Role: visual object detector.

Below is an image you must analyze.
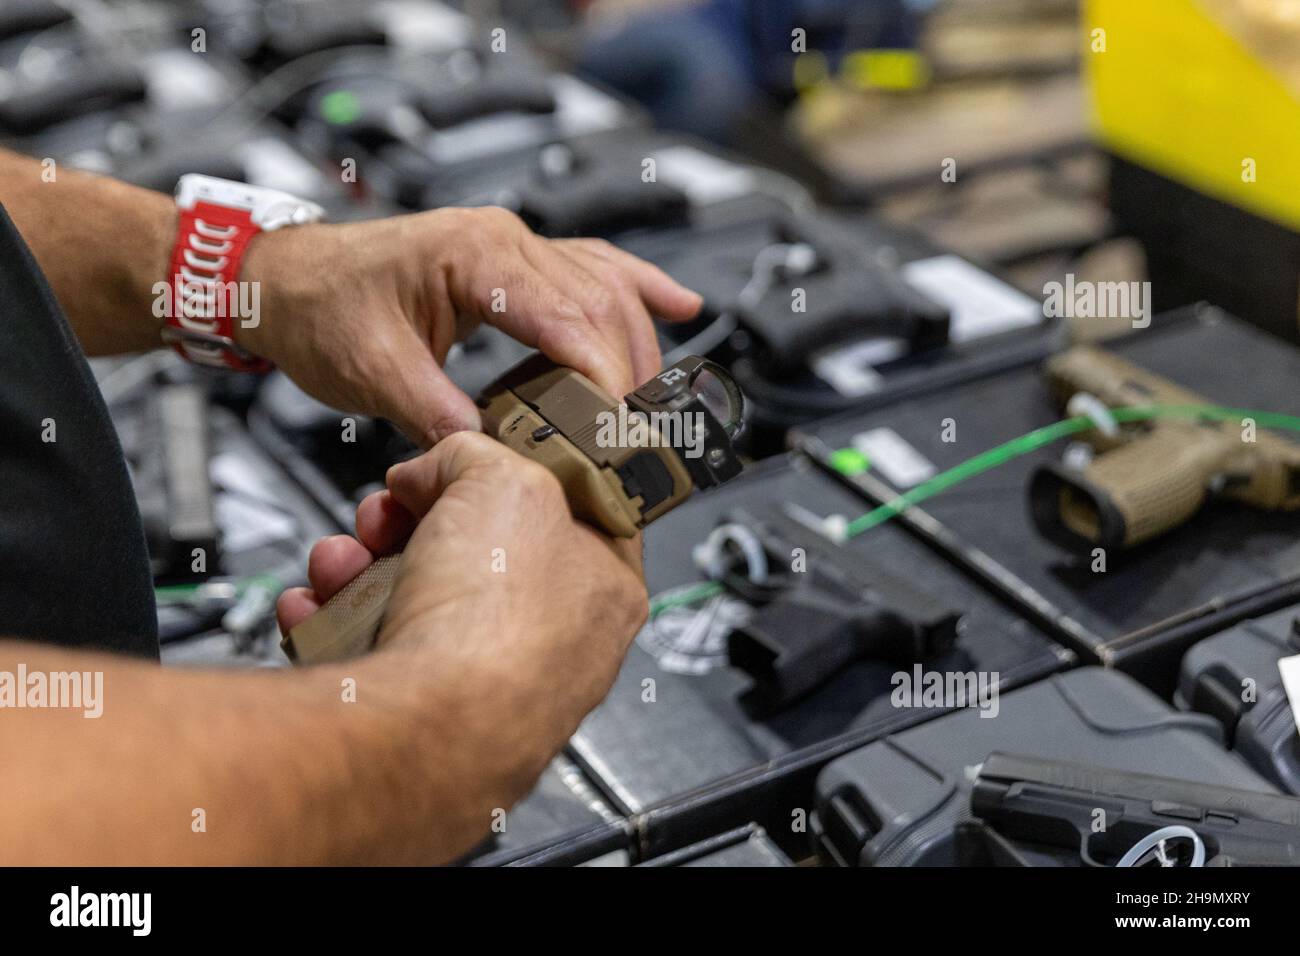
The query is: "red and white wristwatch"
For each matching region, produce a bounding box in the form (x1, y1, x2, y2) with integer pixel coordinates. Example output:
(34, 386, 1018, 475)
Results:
(161, 174, 325, 372)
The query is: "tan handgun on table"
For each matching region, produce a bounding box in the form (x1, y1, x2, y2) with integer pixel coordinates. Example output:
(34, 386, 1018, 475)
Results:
(1029, 346, 1300, 552)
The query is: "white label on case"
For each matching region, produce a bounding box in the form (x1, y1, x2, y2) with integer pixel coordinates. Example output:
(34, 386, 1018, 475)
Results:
(651, 146, 759, 207)
(851, 428, 936, 489)
(901, 255, 1042, 343)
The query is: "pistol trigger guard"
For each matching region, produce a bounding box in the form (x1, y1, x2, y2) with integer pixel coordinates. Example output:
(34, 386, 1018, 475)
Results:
(1115, 826, 1207, 868)
(1079, 831, 1106, 868)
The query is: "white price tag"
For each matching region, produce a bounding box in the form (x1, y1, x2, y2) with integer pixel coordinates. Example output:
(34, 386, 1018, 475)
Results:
(811, 338, 908, 397)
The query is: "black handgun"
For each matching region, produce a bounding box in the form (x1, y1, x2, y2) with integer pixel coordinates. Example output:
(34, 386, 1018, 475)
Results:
(135, 384, 220, 582)
(731, 217, 949, 374)
(514, 146, 690, 238)
(644, 213, 949, 375)
(0, 56, 145, 134)
(418, 67, 555, 129)
(971, 752, 1300, 866)
(716, 507, 960, 714)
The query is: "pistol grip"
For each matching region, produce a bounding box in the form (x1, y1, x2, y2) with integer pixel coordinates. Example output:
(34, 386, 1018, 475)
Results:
(282, 553, 402, 664)
(1031, 428, 1225, 551)
(730, 592, 908, 714)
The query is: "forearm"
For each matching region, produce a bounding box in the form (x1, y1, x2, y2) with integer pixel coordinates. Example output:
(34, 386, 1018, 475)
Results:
(0, 148, 174, 355)
(0, 638, 545, 865)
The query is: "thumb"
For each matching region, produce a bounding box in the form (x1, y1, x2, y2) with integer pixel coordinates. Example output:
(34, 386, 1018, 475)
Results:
(381, 352, 483, 450)
(386, 431, 510, 517)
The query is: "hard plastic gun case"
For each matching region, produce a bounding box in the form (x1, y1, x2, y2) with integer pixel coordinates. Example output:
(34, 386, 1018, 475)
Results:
(1176, 604, 1300, 794)
(469, 821, 792, 868)
(555, 452, 1070, 861)
(460, 755, 634, 866)
(813, 666, 1278, 867)
(618, 194, 1063, 454)
(793, 305, 1300, 691)
(635, 824, 792, 867)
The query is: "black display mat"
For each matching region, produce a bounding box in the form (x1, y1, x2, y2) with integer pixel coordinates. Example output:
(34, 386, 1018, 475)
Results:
(565, 453, 1071, 823)
(796, 306, 1300, 688)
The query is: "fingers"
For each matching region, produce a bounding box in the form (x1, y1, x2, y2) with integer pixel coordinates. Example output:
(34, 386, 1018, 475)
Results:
(599, 278, 661, 387)
(276, 438, 496, 636)
(355, 489, 417, 555)
(553, 241, 665, 385)
(386, 431, 511, 517)
(276, 588, 320, 634)
(275, 533, 375, 633)
(466, 215, 696, 398)
(479, 257, 631, 399)
(568, 238, 704, 323)
(380, 331, 483, 448)
(308, 535, 374, 596)
(533, 242, 638, 394)
(553, 238, 702, 385)
(621, 291, 663, 386)
(535, 300, 632, 398)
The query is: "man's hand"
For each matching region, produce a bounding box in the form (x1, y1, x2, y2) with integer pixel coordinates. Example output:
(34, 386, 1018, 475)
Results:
(0, 435, 647, 864)
(278, 432, 648, 807)
(0, 150, 699, 442)
(242, 207, 703, 446)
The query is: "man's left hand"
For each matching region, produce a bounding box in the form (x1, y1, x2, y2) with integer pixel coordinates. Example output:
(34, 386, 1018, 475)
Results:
(239, 206, 703, 446)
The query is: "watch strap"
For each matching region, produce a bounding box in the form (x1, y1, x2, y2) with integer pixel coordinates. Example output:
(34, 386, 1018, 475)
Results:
(161, 175, 324, 372)
(164, 199, 270, 372)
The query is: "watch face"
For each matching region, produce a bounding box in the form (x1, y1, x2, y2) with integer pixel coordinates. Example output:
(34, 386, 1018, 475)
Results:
(175, 174, 325, 228)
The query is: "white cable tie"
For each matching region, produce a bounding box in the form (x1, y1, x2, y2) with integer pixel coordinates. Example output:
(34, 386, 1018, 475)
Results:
(1115, 825, 1206, 868)
(1066, 392, 1120, 438)
(693, 523, 769, 585)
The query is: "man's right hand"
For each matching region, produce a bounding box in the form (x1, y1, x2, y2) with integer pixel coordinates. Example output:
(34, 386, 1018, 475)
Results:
(276, 432, 648, 796)
(2, 432, 649, 867)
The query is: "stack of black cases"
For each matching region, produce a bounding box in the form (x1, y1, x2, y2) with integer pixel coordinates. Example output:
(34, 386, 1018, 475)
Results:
(484, 303, 1300, 866)
(471, 453, 1071, 864)
(811, 667, 1278, 866)
(1176, 604, 1300, 794)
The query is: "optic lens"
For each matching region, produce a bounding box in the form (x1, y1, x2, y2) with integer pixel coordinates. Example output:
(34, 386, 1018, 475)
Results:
(690, 363, 744, 437)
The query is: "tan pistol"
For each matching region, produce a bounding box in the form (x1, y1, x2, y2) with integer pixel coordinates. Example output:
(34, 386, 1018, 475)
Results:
(282, 353, 745, 664)
(1029, 346, 1300, 552)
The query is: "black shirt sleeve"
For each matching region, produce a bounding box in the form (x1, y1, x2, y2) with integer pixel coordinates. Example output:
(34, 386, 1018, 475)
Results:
(0, 203, 158, 659)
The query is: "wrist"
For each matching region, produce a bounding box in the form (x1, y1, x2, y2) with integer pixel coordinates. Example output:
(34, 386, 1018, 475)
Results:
(375, 599, 558, 790)
(232, 226, 294, 361)
(239, 221, 351, 361)
(289, 659, 461, 863)
(133, 191, 179, 341)
(61, 172, 176, 355)
(342, 646, 547, 863)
